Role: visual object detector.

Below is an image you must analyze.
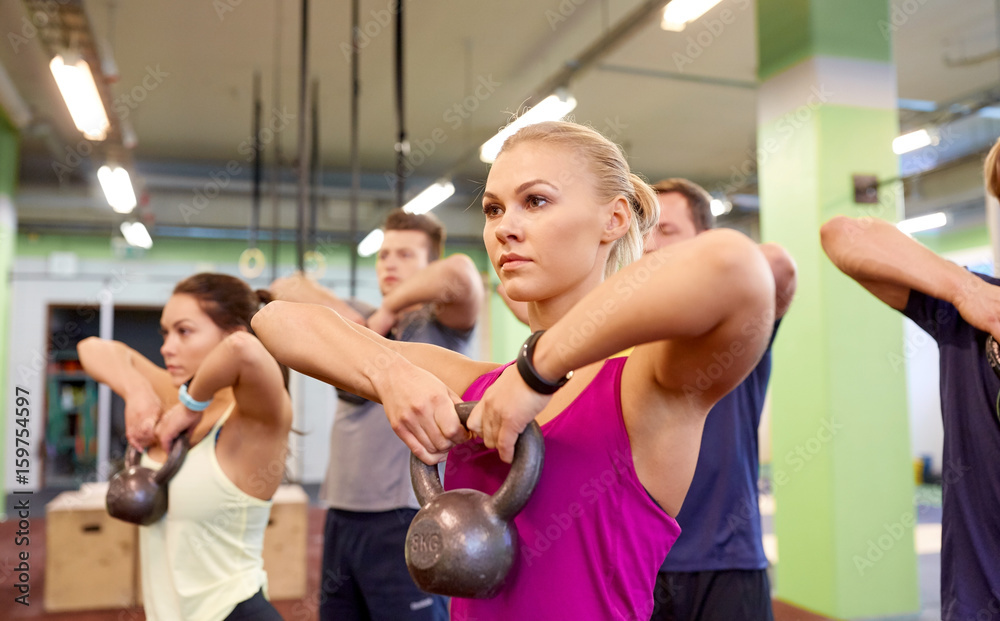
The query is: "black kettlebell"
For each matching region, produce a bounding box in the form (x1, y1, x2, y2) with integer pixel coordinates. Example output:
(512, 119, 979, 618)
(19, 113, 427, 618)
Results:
(406, 401, 545, 599)
(106, 434, 190, 526)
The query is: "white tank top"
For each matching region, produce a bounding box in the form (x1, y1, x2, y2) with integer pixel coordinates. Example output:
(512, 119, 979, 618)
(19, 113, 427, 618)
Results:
(139, 404, 272, 620)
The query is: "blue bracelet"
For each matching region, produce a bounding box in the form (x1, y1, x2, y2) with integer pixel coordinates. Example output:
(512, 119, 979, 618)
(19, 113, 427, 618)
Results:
(178, 384, 212, 412)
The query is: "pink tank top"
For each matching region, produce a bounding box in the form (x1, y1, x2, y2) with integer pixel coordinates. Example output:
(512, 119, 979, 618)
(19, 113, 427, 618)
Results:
(446, 357, 681, 620)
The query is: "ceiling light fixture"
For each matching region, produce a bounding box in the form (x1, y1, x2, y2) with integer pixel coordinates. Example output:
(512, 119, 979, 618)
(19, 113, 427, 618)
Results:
(358, 228, 385, 258)
(97, 165, 137, 213)
(892, 129, 934, 155)
(49, 53, 111, 141)
(479, 89, 577, 163)
(120, 221, 152, 249)
(709, 198, 732, 217)
(897, 212, 947, 235)
(403, 181, 455, 215)
(977, 106, 1000, 120)
(660, 0, 726, 32)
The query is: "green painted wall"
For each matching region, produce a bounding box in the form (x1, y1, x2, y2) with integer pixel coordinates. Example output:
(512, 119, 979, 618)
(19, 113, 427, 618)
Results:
(759, 104, 919, 617)
(758, 0, 892, 80)
(485, 270, 530, 363)
(915, 225, 989, 256)
(16, 233, 492, 270)
(14, 232, 529, 363)
(0, 112, 16, 196)
(0, 112, 19, 517)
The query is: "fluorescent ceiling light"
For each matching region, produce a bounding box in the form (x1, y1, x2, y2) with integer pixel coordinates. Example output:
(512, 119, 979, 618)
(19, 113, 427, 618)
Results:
(897, 212, 947, 235)
(49, 53, 110, 141)
(892, 129, 933, 155)
(661, 0, 725, 32)
(358, 228, 385, 258)
(709, 199, 731, 217)
(120, 221, 152, 249)
(978, 106, 1000, 120)
(403, 181, 455, 215)
(97, 165, 137, 213)
(479, 89, 577, 163)
(897, 98, 937, 112)
(121, 119, 139, 149)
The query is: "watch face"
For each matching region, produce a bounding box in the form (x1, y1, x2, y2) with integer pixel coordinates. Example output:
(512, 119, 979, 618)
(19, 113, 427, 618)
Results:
(987, 336, 1000, 380)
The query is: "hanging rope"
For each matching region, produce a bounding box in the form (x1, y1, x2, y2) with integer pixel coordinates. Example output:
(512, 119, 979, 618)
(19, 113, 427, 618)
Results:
(394, 0, 406, 208)
(296, 0, 311, 272)
(251, 71, 262, 250)
(239, 71, 265, 280)
(349, 0, 361, 296)
(269, 0, 283, 283)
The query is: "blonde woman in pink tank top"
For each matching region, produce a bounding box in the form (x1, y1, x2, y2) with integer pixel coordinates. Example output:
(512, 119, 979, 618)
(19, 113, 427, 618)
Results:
(254, 121, 775, 619)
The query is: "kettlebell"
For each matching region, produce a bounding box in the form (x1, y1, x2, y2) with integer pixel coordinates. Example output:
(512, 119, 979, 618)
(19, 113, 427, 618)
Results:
(106, 434, 190, 526)
(406, 401, 545, 599)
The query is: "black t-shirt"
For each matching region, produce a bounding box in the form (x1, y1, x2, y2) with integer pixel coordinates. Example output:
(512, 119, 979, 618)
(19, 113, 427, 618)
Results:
(661, 320, 781, 572)
(903, 272, 1000, 619)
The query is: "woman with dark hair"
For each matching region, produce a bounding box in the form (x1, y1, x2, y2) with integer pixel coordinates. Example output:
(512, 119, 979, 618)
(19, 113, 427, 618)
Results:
(252, 121, 776, 619)
(78, 273, 290, 621)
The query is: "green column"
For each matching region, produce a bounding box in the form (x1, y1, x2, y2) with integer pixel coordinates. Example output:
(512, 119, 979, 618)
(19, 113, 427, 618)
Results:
(487, 271, 530, 363)
(758, 1, 919, 617)
(0, 110, 19, 519)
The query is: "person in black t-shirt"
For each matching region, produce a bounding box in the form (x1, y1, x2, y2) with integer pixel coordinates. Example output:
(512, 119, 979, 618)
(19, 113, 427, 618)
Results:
(821, 210, 1000, 620)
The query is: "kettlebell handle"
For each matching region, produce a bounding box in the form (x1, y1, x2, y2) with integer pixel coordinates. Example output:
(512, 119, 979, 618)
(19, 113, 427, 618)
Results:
(410, 401, 545, 522)
(125, 443, 142, 469)
(122, 431, 191, 485)
(155, 433, 191, 485)
(987, 335, 1000, 380)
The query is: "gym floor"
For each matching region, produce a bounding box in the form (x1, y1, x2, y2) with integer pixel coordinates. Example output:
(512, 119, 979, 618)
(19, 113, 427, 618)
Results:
(0, 484, 942, 621)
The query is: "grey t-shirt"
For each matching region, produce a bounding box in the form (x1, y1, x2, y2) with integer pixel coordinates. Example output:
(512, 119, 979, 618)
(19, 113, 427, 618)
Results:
(320, 304, 474, 511)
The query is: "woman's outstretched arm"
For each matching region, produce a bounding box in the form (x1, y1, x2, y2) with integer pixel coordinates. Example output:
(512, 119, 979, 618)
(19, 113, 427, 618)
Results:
(269, 271, 367, 324)
(251, 301, 496, 463)
(77, 337, 175, 449)
(474, 228, 776, 462)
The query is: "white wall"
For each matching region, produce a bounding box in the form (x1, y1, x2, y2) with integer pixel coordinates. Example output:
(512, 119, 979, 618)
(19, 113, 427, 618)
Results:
(903, 317, 944, 477)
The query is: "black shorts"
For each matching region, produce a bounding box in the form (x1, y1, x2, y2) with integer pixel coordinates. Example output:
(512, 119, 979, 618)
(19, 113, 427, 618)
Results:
(319, 507, 448, 621)
(224, 588, 282, 621)
(650, 568, 774, 621)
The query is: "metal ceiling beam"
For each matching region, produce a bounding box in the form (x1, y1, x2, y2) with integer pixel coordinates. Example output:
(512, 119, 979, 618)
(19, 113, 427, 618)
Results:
(438, 0, 671, 181)
(596, 63, 757, 90)
(0, 61, 31, 129)
(530, 0, 671, 101)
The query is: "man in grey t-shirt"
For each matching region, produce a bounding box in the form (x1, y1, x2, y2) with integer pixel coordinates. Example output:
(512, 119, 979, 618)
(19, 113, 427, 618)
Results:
(270, 209, 483, 621)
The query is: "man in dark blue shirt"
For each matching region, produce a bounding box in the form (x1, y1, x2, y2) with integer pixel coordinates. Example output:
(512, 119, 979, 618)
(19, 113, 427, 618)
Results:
(821, 214, 1000, 621)
(649, 179, 797, 621)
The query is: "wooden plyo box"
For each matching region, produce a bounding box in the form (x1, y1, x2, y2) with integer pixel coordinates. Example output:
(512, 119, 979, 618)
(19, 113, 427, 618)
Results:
(44, 487, 137, 612)
(262, 484, 309, 600)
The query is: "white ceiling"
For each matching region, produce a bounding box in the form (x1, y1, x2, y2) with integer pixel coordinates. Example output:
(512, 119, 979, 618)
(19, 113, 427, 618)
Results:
(2, 0, 999, 243)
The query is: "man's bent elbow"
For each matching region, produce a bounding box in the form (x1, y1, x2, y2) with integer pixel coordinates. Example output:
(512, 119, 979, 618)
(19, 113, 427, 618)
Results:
(819, 215, 857, 264)
(715, 232, 774, 305)
(251, 300, 287, 338)
(443, 254, 483, 299)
